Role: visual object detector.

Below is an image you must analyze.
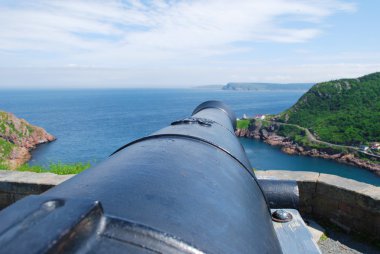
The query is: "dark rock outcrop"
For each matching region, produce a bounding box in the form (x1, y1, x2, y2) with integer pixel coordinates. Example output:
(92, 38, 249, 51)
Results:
(236, 124, 380, 176)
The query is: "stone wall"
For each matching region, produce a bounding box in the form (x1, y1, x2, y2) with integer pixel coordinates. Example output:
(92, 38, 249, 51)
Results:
(0, 170, 379, 241)
(256, 170, 380, 241)
(0, 171, 73, 210)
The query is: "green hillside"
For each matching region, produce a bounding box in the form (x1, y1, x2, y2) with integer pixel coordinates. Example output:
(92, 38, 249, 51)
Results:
(279, 72, 380, 145)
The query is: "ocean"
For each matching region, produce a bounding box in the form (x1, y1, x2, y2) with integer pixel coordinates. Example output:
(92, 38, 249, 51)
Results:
(1, 88, 379, 186)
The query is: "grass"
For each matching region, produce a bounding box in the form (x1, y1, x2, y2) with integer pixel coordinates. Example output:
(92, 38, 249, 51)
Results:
(0, 162, 91, 175)
(259, 119, 271, 128)
(237, 119, 250, 129)
(0, 111, 35, 139)
(0, 160, 8, 170)
(277, 124, 347, 153)
(319, 233, 328, 242)
(0, 139, 15, 160)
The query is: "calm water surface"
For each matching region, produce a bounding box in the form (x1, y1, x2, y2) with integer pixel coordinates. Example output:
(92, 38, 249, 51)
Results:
(0, 89, 378, 186)
(240, 138, 380, 186)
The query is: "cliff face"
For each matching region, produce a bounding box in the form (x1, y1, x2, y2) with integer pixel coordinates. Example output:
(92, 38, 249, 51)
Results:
(0, 111, 55, 169)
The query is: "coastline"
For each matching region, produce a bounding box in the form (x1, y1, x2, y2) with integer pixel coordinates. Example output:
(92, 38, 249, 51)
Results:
(236, 124, 380, 176)
(3, 132, 55, 169)
(0, 111, 55, 169)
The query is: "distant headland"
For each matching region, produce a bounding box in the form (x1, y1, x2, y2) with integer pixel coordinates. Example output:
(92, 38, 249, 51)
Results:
(195, 82, 314, 91)
(222, 82, 314, 91)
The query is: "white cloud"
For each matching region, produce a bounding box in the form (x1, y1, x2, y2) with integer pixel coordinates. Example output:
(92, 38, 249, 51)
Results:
(0, 1, 355, 61)
(1, 0, 374, 87)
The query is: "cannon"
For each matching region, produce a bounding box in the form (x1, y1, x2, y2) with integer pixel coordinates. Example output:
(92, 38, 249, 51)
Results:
(0, 101, 320, 253)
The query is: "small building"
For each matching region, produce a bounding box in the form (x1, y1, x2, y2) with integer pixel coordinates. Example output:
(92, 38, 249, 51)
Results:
(359, 145, 369, 151)
(255, 114, 266, 120)
(371, 143, 380, 150)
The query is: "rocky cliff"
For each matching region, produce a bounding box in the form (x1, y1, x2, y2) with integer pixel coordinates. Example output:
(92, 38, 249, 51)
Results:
(236, 122, 380, 176)
(0, 111, 55, 169)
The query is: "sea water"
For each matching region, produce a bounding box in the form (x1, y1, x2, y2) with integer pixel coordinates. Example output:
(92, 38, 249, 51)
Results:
(0, 89, 379, 186)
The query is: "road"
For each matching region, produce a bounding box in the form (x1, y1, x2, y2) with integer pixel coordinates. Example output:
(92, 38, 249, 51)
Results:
(254, 119, 380, 160)
(265, 120, 358, 151)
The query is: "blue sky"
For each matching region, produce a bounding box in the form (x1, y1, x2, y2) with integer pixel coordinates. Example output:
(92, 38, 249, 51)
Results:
(0, 0, 379, 88)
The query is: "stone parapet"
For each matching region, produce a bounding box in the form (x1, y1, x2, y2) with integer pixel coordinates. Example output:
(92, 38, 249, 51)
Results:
(0, 171, 73, 209)
(0, 170, 379, 241)
(256, 170, 380, 241)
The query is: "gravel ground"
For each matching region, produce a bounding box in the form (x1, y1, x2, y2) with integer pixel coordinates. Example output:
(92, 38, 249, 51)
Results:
(319, 238, 363, 254)
(318, 230, 380, 254)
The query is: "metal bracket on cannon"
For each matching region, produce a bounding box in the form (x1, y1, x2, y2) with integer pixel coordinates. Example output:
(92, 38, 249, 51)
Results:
(171, 117, 214, 127)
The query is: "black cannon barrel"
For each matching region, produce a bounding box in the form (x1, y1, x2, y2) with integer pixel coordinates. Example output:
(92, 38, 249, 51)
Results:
(0, 101, 285, 253)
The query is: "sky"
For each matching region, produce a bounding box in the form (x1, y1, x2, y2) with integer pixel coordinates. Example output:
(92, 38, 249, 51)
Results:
(0, 0, 379, 88)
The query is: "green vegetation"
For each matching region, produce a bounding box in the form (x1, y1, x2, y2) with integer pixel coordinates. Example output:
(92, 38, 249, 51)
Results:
(0, 111, 54, 169)
(236, 118, 271, 129)
(0, 111, 36, 165)
(277, 125, 307, 144)
(0, 111, 31, 139)
(0, 111, 84, 175)
(0, 139, 15, 161)
(259, 119, 271, 128)
(277, 124, 346, 153)
(237, 119, 251, 129)
(319, 233, 328, 242)
(279, 72, 380, 145)
(0, 161, 9, 170)
(0, 162, 91, 175)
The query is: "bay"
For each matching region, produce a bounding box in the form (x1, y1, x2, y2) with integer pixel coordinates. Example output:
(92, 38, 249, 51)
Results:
(0, 88, 378, 186)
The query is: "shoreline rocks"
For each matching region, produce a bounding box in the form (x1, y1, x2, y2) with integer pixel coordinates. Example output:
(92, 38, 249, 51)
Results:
(236, 125, 380, 176)
(0, 111, 55, 169)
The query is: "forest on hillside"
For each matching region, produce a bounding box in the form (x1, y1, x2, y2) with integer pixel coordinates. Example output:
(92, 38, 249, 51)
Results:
(279, 73, 380, 145)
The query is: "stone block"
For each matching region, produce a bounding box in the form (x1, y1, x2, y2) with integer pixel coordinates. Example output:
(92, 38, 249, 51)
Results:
(329, 218, 351, 233)
(0, 170, 17, 180)
(0, 191, 12, 210)
(373, 214, 380, 237)
(312, 196, 340, 218)
(12, 193, 28, 202)
(298, 204, 313, 215)
(256, 170, 319, 182)
(0, 171, 74, 210)
(318, 173, 372, 193)
(0, 181, 13, 193)
(338, 202, 353, 214)
(0, 171, 73, 186)
(361, 186, 380, 201)
(353, 193, 379, 212)
(297, 181, 315, 203)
